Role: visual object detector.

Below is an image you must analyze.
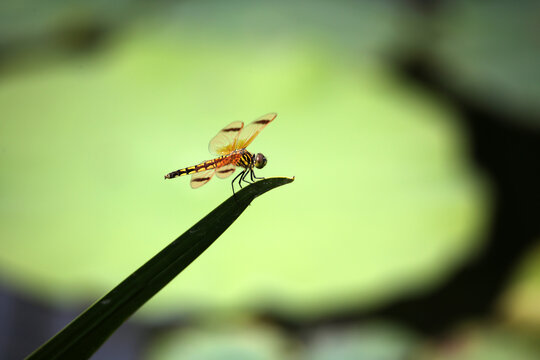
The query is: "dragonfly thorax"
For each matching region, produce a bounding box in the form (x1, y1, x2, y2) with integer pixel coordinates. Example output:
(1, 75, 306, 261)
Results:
(236, 150, 266, 169)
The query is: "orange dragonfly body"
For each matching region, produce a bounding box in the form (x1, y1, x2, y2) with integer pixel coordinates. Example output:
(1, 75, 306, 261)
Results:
(164, 113, 276, 192)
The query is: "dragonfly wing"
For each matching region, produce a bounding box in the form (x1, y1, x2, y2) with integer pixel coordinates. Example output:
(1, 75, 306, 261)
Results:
(190, 169, 215, 189)
(208, 121, 244, 155)
(215, 164, 236, 179)
(235, 113, 276, 149)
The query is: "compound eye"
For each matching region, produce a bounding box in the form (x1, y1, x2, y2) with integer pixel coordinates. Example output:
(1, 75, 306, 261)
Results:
(255, 153, 267, 169)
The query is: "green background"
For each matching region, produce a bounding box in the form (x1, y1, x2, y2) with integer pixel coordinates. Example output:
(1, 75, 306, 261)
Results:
(0, 0, 485, 318)
(1, 0, 539, 358)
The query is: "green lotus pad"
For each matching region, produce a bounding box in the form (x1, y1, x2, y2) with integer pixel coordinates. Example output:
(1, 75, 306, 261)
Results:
(0, 0, 486, 320)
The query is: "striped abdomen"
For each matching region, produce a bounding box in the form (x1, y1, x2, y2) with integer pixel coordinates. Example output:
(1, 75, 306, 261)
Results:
(164, 150, 248, 179)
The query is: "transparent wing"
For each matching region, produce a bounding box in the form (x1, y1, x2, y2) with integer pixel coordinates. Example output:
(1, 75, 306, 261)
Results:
(190, 169, 215, 189)
(215, 164, 236, 179)
(208, 121, 244, 155)
(235, 113, 277, 150)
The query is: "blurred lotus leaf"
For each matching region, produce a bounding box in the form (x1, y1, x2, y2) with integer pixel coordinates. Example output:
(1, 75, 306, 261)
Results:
(499, 241, 540, 327)
(0, 0, 486, 319)
(418, 326, 540, 360)
(146, 324, 294, 360)
(304, 324, 417, 360)
(432, 0, 540, 122)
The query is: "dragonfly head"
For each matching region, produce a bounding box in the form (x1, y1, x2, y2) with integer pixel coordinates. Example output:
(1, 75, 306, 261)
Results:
(254, 153, 267, 169)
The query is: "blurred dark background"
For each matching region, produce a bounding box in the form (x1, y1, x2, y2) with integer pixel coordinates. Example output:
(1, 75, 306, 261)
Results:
(1, 0, 539, 359)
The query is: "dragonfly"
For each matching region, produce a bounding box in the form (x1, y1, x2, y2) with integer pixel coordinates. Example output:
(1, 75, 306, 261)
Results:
(164, 113, 277, 193)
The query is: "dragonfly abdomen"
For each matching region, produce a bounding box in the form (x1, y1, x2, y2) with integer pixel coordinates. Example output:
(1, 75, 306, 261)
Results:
(164, 153, 242, 179)
(164, 159, 219, 179)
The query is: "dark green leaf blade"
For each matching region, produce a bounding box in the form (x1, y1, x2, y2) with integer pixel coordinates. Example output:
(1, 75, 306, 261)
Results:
(26, 176, 294, 360)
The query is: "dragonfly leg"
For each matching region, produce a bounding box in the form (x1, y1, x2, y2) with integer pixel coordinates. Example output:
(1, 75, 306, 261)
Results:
(240, 168, 251, 186)
(251, 169, 265, 181)
(250, 169, 263, 182)
(232, 170, 244, 195)
(244, 167, 259, 184)
(238, 170, 247, 189)
(242, 173, 253, 185)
